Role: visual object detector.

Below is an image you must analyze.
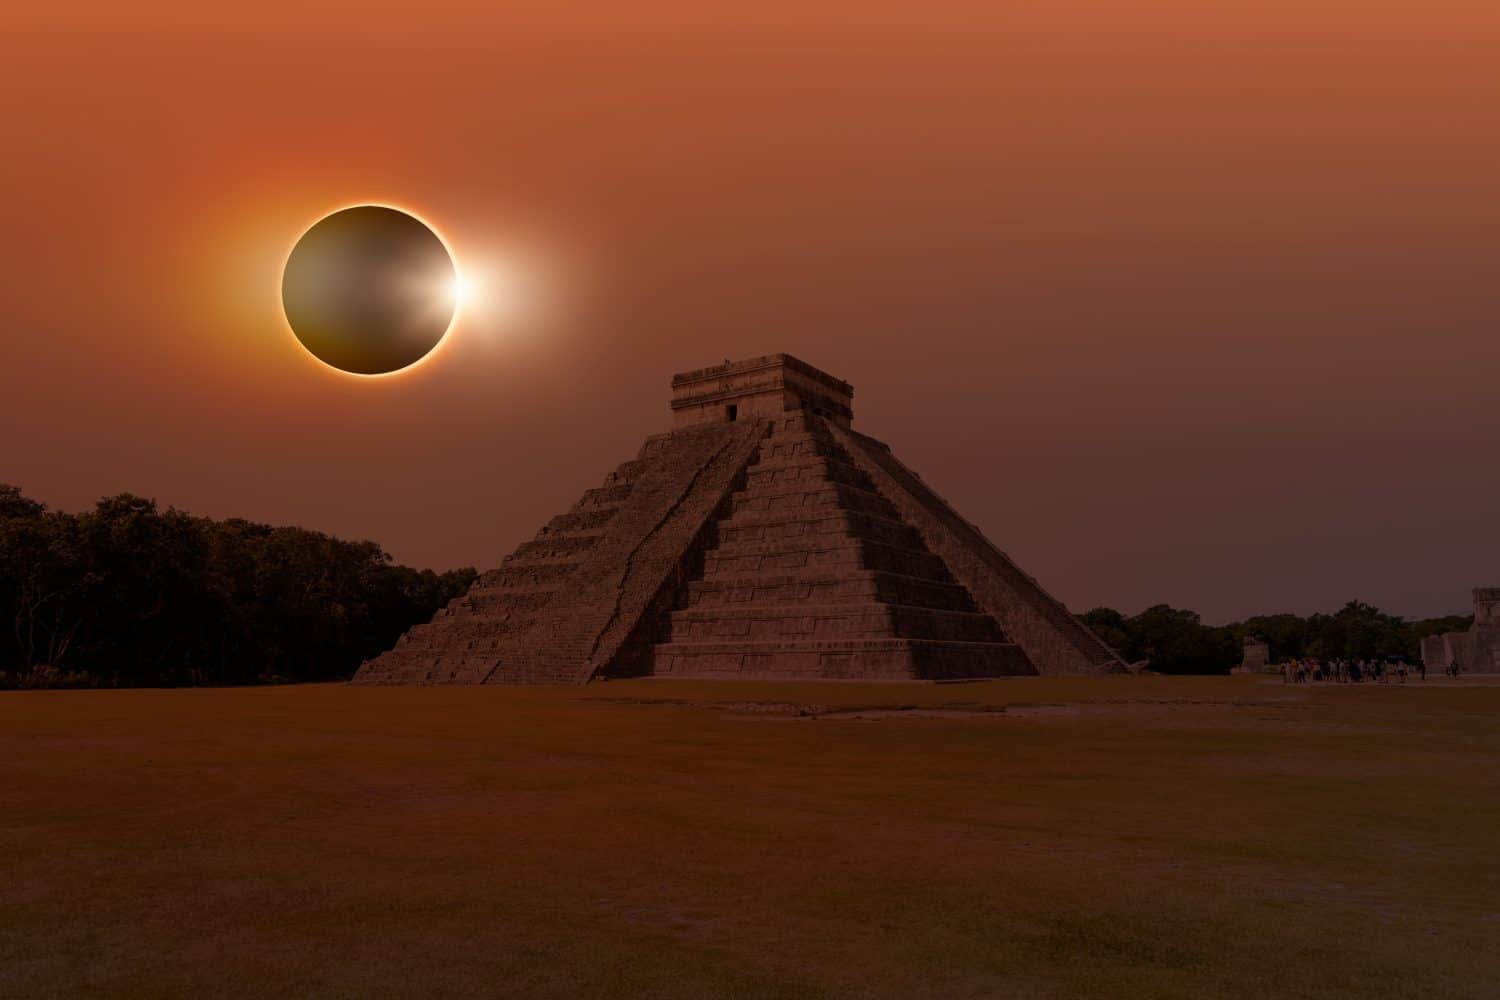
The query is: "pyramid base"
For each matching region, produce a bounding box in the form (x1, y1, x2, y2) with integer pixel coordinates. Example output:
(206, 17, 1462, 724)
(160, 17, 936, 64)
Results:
(648, 638, 1036, 681)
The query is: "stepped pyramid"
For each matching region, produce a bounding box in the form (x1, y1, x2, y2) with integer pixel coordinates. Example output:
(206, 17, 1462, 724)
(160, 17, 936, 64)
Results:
(355, 354, 1125, 684)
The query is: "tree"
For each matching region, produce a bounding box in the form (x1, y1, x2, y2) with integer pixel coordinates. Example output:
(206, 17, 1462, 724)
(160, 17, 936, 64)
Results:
(1079, 604, 1239, 673)
(0, 484, 473, 688)
(1232, 613, 1309, 663)
(1126, 605, 1239, 675)
(0, 492, 87, 680)
(1081, 607, 1130, 658)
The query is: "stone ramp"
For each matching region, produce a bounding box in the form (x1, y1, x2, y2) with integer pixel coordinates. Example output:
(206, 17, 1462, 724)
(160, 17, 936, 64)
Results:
(355, 420, 767, 684)
(828, 423, 1126, 675)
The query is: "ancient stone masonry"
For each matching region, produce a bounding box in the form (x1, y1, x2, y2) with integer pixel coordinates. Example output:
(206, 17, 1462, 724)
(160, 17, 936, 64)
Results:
(356, 420, 766, 684)
(1420, 634, 1447, 673)
(824, 423, 1125, 675)
(356, 353, 1126, 683)
(648, 411, 1035, 680)
(1234, 638, 1271, 675)
(1473, 589, 1500, 673)
(1423, 588, 1500, 674)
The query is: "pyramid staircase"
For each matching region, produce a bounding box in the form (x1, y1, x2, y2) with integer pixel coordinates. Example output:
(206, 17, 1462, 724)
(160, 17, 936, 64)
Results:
(650, 413, 1032, 679)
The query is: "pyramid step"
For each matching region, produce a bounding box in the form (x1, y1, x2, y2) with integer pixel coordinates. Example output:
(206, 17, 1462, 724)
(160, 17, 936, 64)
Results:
(743, 462, 868, 492)
(703, 535, 952, 582)
(498, 555, 592, 575)
(467, 579, 561, 599)
(463, 589, 557, 614)
(758, 433, 836, 464)
(410, 611, 538, 636)
(664, 602, 1005, 643)
(543, 507, 620, 535)
(651, 638, 1033, 680)
(759, 425, 834, 445)
(464, 594, 558, 622)
(508, 533, 604, 563)
(478, 562, 579, 589)
(607, 459, 650, 484)
(719, 508, 924, 550)
(400, 652, 497, 684)
(684, 569, 979, 612)
(744, 454, 872, 491)
(575, 484, 633, 510)
(729, 481, 898, 522)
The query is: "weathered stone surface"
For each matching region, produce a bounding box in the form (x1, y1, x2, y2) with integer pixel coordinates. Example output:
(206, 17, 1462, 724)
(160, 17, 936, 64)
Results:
(1420, 588, 1500, 674)
(357, 420, 766, 684)
(826, 424, 1125, 675)
(357, 354, 1125, 683)
(1472, 588, 1500, 673)
(1420, 634, 1446, 673)
(1440, 631, 1474, 672)
(671, 353, 853, 429)
(1234, 638, 1271, 674)
(647, 410, 1038, 680)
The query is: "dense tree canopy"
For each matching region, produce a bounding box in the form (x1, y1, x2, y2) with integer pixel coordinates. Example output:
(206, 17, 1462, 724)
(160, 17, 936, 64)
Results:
(1081, 600, 1473, 674)
(0, 485, 474, 688)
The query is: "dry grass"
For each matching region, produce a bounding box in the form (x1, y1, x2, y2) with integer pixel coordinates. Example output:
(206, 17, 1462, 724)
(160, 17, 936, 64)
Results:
(2, 675, 1496, 999)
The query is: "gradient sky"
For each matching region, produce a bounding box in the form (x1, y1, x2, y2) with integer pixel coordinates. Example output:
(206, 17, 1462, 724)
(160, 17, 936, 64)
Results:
(3, 2, 1497, 622)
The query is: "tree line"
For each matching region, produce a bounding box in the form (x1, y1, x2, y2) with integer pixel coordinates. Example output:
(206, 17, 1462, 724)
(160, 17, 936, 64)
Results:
(0, 485, 474, 688)
(1081, 602, 1473, 675)
(2, 482, 1476, 684)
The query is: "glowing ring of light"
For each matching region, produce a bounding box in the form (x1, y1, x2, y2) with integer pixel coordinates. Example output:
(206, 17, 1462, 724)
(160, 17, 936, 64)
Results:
(279, 202, 464, 379)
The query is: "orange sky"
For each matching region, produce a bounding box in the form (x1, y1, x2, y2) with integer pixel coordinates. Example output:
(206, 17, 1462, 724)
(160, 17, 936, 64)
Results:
(3, 2, 1497, 621)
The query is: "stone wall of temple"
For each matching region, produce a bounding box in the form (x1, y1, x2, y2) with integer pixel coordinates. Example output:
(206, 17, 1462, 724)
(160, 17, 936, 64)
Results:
(1420, 635, 1446, 673)
(1235, 639, 1271, 674)
(670, 354, 854, 428)
(1467, 587, 1500, 672)
(1421, 588, 1500, 675)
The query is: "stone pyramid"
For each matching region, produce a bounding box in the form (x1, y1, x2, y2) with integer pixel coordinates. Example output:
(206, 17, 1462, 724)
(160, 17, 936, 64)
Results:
(355, 355, 1124, 684)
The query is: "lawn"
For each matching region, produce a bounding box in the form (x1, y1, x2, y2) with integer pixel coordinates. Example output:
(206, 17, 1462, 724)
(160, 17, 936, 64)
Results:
(2, 676, 1496, 998)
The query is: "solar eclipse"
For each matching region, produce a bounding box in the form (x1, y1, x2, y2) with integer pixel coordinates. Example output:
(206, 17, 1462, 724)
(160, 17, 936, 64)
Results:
(281, 206, 459, 376)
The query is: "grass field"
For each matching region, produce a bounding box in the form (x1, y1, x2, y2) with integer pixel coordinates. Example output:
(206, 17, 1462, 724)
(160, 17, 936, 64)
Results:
(2, 675, 1496, 999)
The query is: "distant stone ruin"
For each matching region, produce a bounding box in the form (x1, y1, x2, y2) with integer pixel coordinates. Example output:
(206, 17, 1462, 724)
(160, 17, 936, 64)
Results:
(1424, 588, 1500, 674)
(355, 354, 1127, 684)
(1234, 638, 1271, 674)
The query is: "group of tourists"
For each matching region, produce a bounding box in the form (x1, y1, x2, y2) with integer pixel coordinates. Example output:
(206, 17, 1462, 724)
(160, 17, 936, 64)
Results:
(1281, 656, 1428, 684)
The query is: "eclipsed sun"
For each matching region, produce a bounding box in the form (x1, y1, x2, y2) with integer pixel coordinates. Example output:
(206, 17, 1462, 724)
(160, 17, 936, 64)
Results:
(282, 205, 461, 376)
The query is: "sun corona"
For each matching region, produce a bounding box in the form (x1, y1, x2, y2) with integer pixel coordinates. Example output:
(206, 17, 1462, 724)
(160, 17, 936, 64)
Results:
(281, 205, 459, 376)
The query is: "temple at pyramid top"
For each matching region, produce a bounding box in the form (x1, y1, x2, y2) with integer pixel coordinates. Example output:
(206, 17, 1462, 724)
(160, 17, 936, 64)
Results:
(356, 354, 1127, 685)
(670, 354, 854, 428)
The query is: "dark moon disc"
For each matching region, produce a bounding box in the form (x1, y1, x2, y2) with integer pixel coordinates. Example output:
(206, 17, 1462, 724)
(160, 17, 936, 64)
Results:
(282, 206, 457, 375)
